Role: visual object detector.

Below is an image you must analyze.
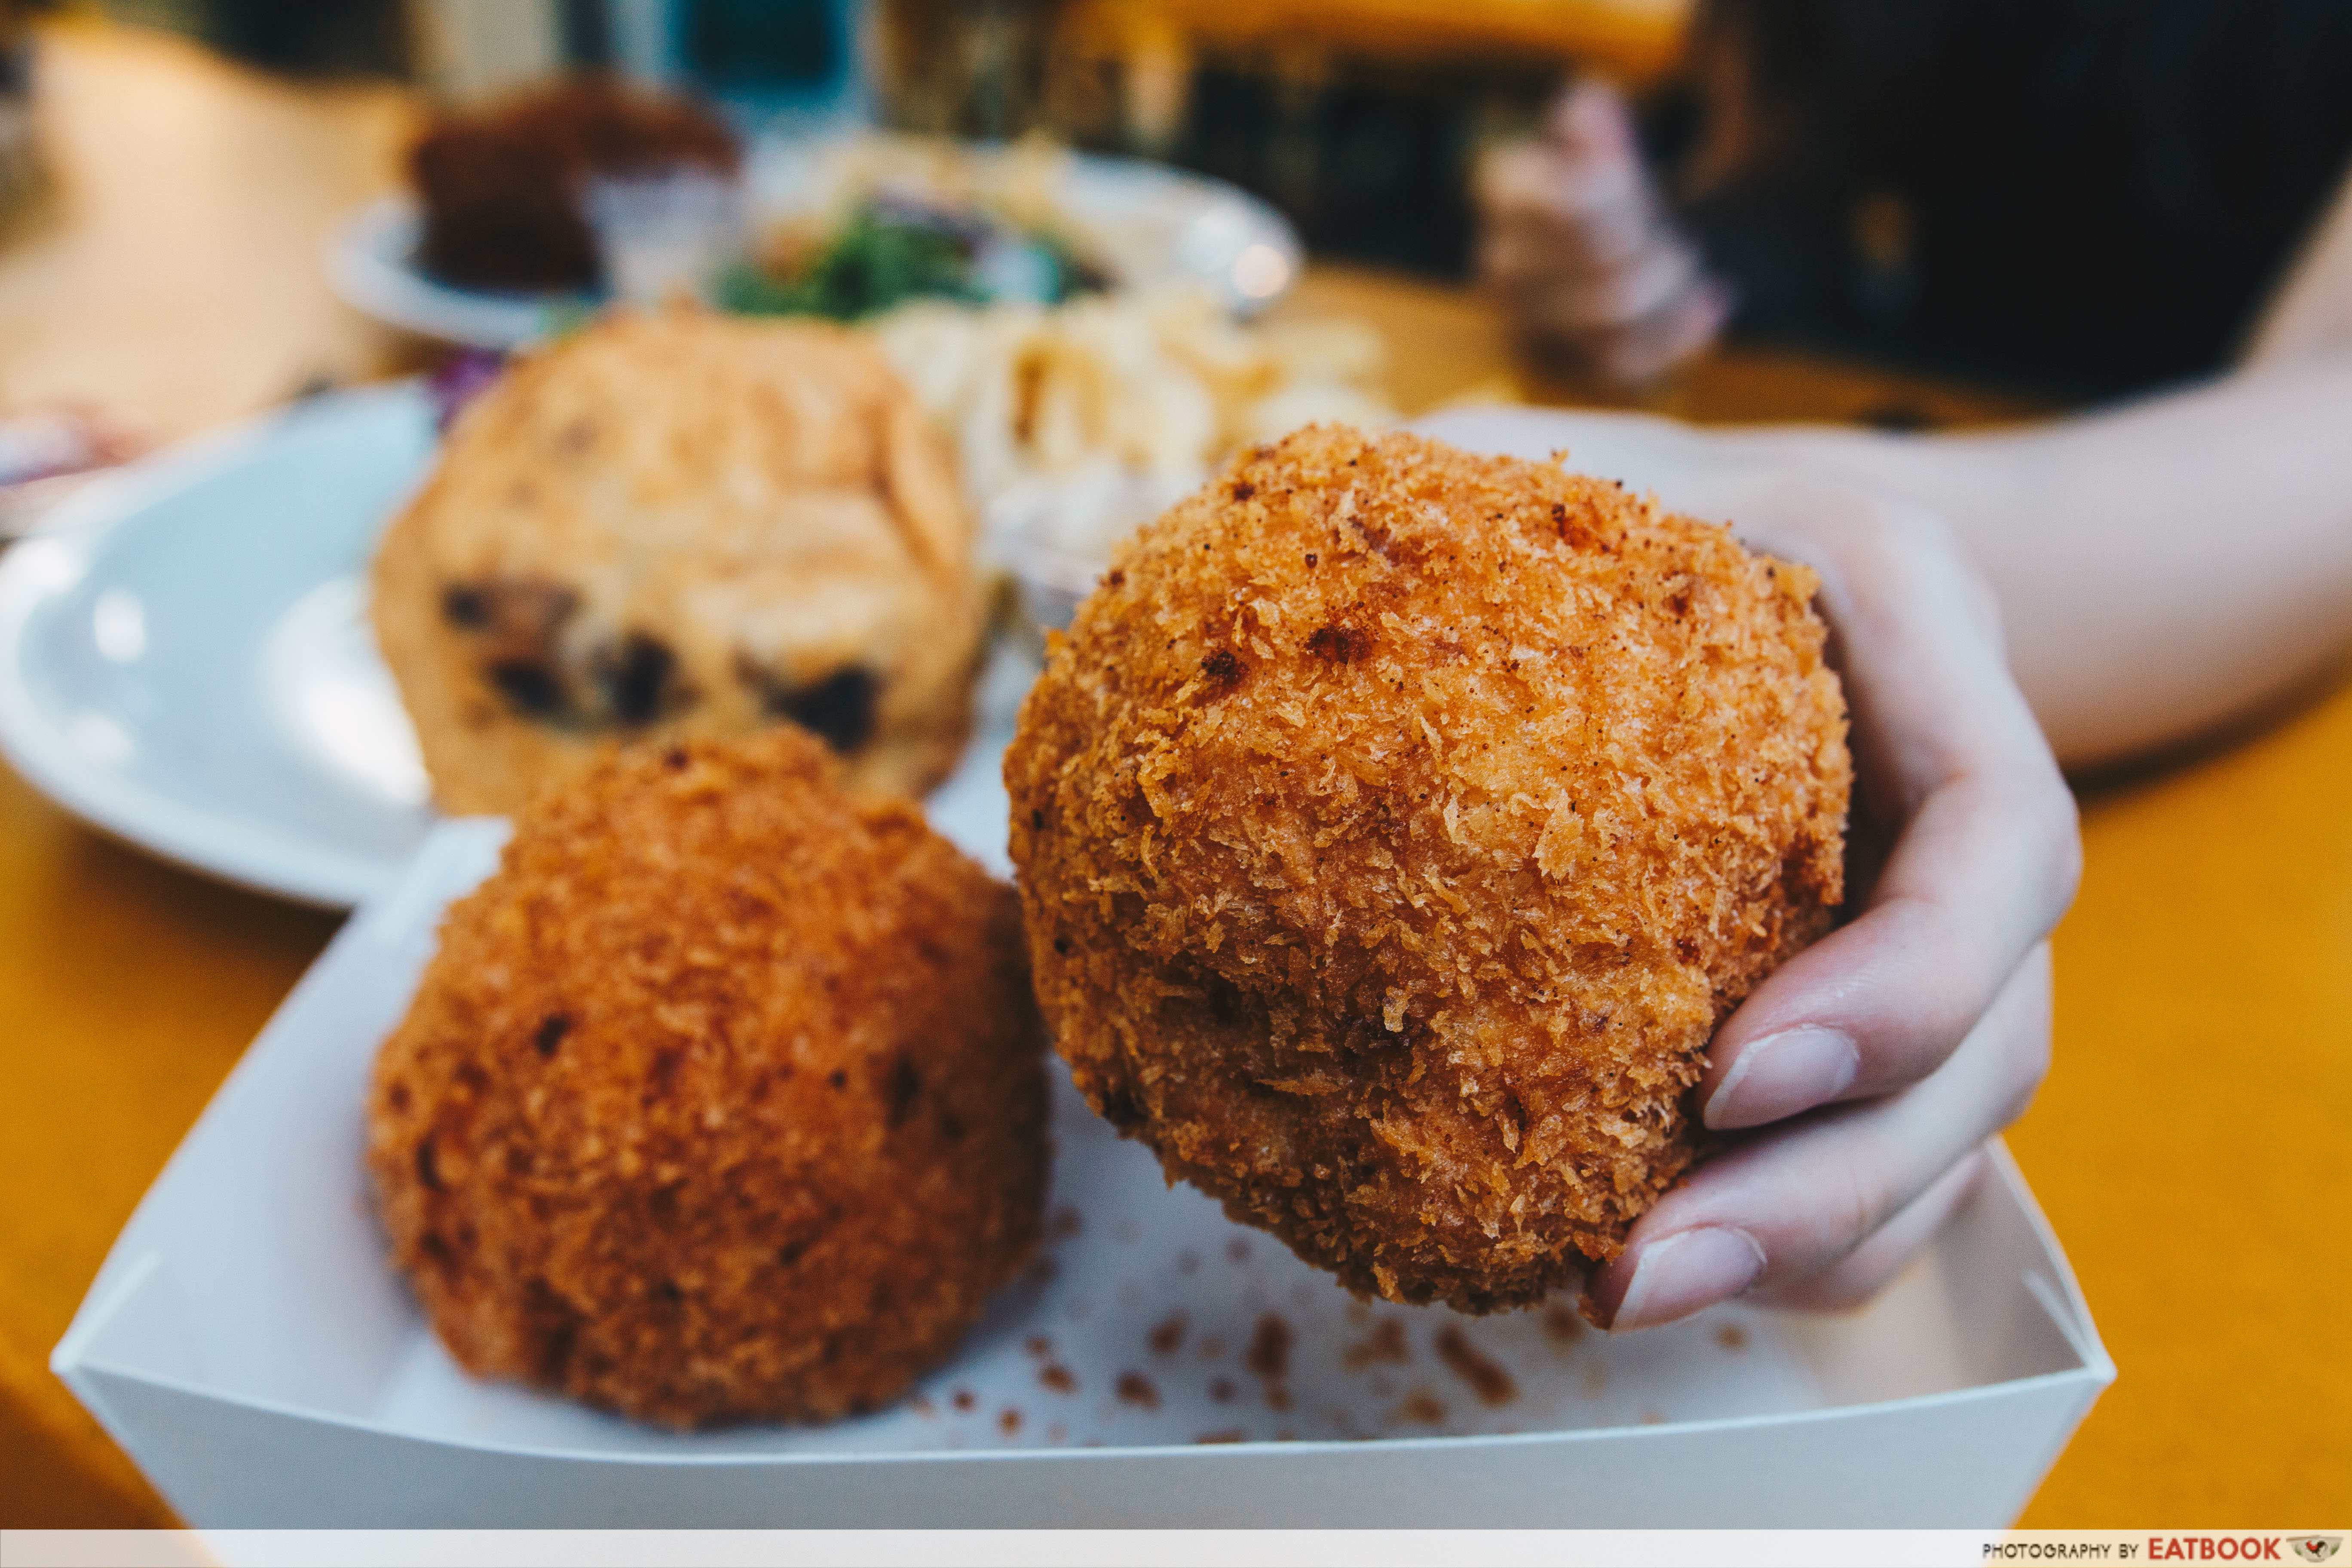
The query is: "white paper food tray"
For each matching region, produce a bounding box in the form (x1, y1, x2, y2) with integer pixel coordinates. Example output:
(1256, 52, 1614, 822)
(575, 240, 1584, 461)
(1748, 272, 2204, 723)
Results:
(53, 749, 2113, 1528)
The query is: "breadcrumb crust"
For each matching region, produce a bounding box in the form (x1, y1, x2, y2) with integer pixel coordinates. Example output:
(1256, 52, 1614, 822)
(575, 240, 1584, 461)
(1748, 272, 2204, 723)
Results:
(1005, 426, 1849, 1312)
(368, 732, 1047, 1426)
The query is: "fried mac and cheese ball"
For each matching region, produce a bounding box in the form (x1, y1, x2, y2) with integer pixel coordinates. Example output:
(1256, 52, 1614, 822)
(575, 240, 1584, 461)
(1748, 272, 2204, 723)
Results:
(368, 733, 1047, 1427)
(1005, 427, 1849, 1313)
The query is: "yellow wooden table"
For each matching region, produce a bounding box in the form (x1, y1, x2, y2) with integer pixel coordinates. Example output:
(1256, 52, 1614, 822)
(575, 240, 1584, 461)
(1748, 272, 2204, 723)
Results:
(1, 19, 2343, 1529)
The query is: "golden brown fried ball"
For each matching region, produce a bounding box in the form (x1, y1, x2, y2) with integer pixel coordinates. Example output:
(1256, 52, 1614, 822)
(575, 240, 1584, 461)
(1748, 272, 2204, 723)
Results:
(372, 308, 985, 815)
(1005, 426, 1849, 1313)
(368, 732, 1047, 1427)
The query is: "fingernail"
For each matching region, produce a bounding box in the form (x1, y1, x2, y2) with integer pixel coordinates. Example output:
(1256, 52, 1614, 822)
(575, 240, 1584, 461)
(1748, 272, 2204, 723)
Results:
(1705, 1026, 1859, 1130)
(1611, 1227, 1767, 1331)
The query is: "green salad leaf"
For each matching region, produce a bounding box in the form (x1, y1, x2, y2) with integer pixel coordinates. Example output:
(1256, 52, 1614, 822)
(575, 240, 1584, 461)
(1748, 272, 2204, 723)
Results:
(718, 208, 986, 321)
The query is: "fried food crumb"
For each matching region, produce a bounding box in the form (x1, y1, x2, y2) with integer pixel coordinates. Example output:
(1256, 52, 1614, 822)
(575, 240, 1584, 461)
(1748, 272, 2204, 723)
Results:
(1543, 1304, 1586, 1345)
(1246, 1314, 1294, 1383)
(1342, 1319, 1410, 1370)
(1393, 1390, 1449, 1426)
(1433, 1325, 1517, 1406)
(1147, 1311, 1189, 1355)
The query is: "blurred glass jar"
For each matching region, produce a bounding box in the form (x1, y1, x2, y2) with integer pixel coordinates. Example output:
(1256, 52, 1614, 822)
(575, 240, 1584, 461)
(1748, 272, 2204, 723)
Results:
(988, 461, 1201, 636)
(584, 167, 746, 306)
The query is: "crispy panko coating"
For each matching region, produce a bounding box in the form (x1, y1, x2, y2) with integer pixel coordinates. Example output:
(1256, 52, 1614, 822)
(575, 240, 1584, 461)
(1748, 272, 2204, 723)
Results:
(368, 732, 1047, 1427)
(1005, 426, 1849, 1312)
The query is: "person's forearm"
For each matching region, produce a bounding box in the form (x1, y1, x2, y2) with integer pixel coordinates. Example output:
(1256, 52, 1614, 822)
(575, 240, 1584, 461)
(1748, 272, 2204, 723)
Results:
(1709, 358, 2352, 768)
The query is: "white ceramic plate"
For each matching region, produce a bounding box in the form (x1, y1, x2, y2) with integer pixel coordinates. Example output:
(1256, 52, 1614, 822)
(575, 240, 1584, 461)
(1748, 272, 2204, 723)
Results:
(0, 385, 440, 906)
(328, 146, 1304, 349)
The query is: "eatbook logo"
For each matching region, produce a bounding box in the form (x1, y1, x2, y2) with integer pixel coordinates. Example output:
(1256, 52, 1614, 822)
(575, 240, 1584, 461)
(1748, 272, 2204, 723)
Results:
(2293, 1540, 2342, 1564)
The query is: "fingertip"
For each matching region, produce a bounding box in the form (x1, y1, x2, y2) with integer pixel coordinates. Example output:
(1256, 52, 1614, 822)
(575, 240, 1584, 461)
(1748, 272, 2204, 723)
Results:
(1702, 1026, 1859, 1130)
(1602, 1226, 1767, 1332)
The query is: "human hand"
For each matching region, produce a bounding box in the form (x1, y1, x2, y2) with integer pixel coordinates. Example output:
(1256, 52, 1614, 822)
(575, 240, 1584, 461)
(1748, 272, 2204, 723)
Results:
(1474, 80, 1730, 385)
(1579, 469, 2081, 1327)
